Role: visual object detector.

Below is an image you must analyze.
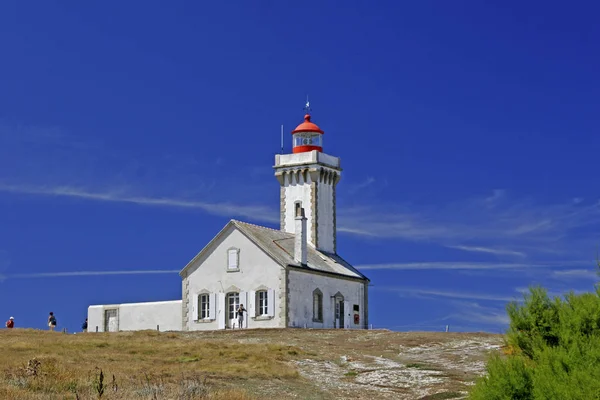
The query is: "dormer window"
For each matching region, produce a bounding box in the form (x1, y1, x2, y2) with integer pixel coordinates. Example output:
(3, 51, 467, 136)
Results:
(227, 248, 240, 272)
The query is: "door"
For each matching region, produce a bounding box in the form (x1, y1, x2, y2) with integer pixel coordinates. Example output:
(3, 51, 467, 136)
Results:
(343, 301, 350, 329)
(226, 292, 240, 328)
(334, 296, 344, 329)
(104, 309, 118, 332)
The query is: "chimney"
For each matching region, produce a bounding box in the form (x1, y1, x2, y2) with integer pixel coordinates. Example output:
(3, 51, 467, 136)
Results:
(294, 207, 307, 265)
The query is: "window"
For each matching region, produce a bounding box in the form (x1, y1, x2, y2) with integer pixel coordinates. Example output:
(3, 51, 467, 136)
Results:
(312, 289, 323, 322)
(199, 294, 210, 320)
(227, 248, 239, 271)
(295, 201, 302, 217)
(256, 290, 268, 316)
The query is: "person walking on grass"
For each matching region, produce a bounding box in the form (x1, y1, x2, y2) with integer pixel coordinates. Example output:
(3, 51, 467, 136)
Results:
(48, 312, 57, 331)
(5, 316, 14, 329)
(236, 304, 246, 329)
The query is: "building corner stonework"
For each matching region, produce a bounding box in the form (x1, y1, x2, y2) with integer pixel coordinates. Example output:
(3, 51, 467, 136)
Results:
(332, 179, 338, 253)
(182, 275, 190, 331)
(279, 185, 286, 231)
(278, 268, 289, 327)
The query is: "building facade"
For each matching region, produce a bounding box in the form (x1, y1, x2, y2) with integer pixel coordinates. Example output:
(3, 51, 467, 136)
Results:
(88, 112, 369, 332)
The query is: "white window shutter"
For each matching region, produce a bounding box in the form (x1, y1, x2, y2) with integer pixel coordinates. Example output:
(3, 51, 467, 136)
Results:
(267, 289, 275, 317)
(192, 293, 199, 321)
(209, 293, 216, 320)
(217, 293, 226, 329)
(248, 291, 256, 318)
(228, 249, 238, 269)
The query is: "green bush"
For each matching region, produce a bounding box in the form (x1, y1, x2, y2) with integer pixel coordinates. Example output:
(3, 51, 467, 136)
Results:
(469, 283, 600, 400)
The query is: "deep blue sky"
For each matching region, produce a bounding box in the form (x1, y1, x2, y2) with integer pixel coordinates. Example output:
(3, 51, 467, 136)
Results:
(1, 1, 599, 333)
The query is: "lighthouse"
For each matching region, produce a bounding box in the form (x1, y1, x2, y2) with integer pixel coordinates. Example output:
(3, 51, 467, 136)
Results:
(89, 106, 370, 333)
(274, 112, 341, 254)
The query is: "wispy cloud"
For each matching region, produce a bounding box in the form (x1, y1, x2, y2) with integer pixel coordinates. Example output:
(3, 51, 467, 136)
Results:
(0, 184, 279, 224)
(444, 301, 510, 327)
(551, 268, 599, 281)
(0, 121, 277, 222)
(356, 260, 591, 271)
(445, 245, 526, 257)
(378, 286, 518, 302)
(347, 177, 376, 194)
(377, 288, 512, 330)
(339, 192, 600, 242)
(339, 191, 600, 260)
(7, 270, 180, 279)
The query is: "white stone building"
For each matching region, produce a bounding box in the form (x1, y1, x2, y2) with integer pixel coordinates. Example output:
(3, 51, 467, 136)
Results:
(88, 113, 370, 332)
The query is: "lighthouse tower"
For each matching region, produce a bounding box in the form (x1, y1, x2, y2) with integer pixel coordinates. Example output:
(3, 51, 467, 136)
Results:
(274, 112, 341, 254)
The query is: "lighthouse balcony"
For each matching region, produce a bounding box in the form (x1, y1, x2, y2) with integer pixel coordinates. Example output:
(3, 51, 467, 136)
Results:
(274, 151, 340, 170)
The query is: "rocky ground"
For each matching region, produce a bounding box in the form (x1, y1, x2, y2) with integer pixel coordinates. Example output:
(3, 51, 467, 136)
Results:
(182, 329, 504, 399)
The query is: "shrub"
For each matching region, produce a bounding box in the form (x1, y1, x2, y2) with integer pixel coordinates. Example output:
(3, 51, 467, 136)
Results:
(469, 282, 600, 399)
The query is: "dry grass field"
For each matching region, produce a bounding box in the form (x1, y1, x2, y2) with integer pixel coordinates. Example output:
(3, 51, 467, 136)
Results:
(0, 328, 503, 400)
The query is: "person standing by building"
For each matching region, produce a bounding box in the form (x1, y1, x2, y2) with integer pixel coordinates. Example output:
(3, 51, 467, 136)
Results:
(236, 304, 246, 329)
(48, 312, 57, 331)
(5, 316, 14, 328)
(82, 318, 88, 332)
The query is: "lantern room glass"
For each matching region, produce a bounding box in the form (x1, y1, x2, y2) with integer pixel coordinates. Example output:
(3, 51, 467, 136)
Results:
(293, 132, 322, 148)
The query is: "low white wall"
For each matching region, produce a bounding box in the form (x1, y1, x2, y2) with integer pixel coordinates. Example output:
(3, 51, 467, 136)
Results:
(88, 305, 106, 332)
(88, 300, 182, 332)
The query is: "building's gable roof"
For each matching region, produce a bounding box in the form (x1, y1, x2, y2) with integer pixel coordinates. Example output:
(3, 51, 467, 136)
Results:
(179, 220, 284, 277)
(180, 219, 368, 280)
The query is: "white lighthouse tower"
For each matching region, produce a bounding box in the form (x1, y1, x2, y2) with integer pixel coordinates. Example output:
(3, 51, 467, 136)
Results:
(274, 111, 341, 254)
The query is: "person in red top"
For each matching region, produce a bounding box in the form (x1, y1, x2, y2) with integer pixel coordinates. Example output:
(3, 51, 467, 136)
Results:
(5, 316, 14, 328)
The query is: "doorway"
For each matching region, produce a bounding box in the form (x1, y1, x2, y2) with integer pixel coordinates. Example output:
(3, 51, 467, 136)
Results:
(226, 292, 240, 328)
(104, 309, 118, 332)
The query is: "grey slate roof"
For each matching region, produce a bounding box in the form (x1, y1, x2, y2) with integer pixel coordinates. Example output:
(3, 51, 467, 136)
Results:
(231, 220, 369, 280)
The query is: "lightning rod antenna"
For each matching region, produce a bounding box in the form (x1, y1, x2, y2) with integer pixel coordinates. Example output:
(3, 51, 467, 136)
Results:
(280, 124, 284, 154)
(304, 95, 311, 113)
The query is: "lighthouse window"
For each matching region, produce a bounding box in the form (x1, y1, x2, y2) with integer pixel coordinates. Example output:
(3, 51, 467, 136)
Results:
(293, 133, 322, 147)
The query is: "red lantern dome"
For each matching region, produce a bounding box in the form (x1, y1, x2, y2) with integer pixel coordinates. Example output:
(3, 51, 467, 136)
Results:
(291, 114, 324, 153)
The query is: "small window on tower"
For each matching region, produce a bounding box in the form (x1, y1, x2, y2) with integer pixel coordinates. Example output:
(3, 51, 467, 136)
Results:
(295, 201, 302, 217)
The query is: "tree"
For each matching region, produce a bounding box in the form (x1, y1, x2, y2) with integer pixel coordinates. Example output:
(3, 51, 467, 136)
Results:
(469, 284, 600, 399)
